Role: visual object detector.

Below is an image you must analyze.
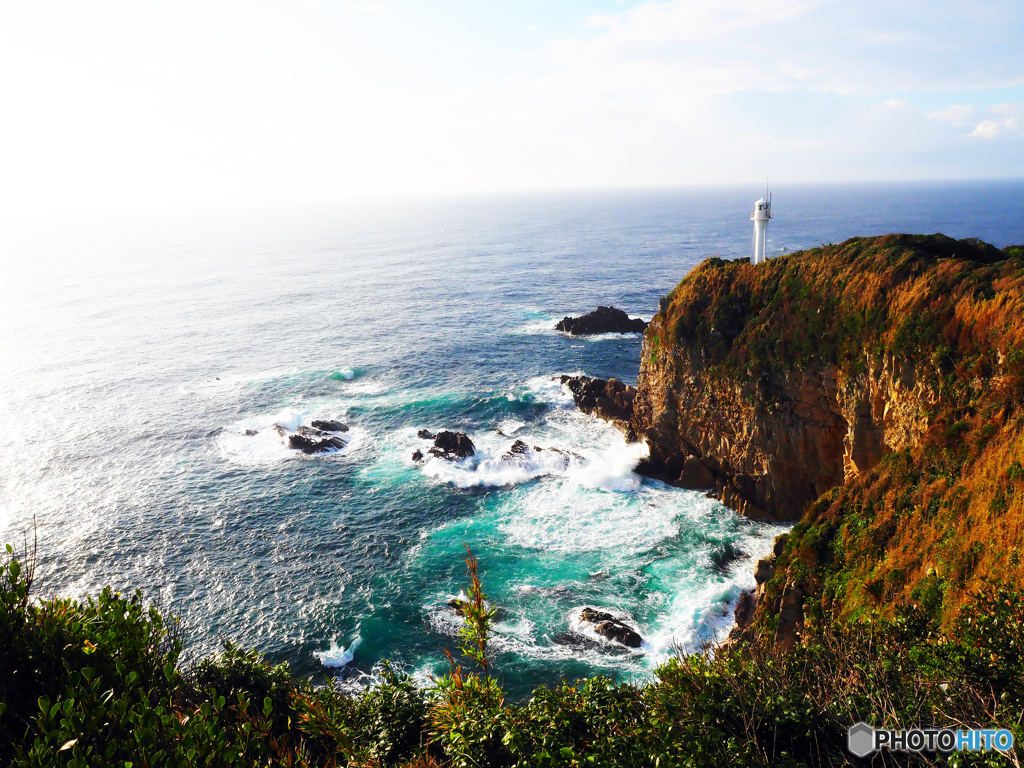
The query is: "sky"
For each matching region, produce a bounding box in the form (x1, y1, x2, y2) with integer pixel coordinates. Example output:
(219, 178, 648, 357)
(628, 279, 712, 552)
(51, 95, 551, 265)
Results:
(1, 0, 1022, 218)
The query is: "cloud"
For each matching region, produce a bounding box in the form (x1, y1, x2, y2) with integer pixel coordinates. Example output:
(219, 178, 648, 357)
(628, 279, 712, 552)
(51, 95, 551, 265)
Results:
(534, 0, 1024, 100)
(969, 118, 1019, 139)
(1, 0, 1023, 218)
(965, 104, 1024, 138)
(928, 104, 976, 126)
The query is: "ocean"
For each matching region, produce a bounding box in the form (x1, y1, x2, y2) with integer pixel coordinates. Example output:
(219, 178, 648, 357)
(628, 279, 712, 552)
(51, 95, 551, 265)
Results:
(2, 181, 1022, 698)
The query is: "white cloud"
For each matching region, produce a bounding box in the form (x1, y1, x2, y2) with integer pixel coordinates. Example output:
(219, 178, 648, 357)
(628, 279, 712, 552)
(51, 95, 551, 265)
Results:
(0, 0, 1022, 219)
(969, 118, 1020, 139)
(928, 104, 976, 126)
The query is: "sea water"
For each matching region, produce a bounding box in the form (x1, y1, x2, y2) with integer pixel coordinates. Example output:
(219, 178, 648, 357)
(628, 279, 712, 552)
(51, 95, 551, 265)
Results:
(1, 182, 1022, 697)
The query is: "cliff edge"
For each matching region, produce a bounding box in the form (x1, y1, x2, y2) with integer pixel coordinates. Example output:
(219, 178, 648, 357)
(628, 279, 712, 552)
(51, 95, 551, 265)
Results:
(633, 233, 1024, 629)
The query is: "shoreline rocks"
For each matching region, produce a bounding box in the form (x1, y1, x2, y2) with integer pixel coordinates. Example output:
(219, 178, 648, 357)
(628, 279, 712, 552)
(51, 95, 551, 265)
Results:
(727, 534, 802, 650)
(555, 306, 647, 336)
(559, 375, 637, 434)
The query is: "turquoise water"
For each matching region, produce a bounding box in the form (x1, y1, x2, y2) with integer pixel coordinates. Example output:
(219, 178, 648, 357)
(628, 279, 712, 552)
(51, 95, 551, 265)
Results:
(1, 184, 1022, 697)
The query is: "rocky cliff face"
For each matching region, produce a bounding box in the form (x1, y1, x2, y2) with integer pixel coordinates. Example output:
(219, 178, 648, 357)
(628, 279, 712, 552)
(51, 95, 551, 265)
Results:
(629, 234, 1024, 633)
(632, 343, 939, 521)
(630, 234, 1020, 523)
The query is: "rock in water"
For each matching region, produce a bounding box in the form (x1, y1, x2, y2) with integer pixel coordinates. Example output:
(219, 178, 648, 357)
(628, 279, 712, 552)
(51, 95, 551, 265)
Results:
(417, 429, 434, 440)
(498, 440, 582, 471)
(577, 607, 643, 649)
(288, 433, 346, 454)
(311, 419, 349, 432)
(559, 375, 637, 431)
(428, 430, 476, 459)
(555, 306, 647, 335)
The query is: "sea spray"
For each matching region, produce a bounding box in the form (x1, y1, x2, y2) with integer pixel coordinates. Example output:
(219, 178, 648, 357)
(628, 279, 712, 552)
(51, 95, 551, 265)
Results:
(315, 636, 363, 668)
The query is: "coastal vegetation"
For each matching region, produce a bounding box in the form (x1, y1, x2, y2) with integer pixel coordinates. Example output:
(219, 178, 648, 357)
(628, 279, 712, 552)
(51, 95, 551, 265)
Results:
(2, 542, 1022, 766)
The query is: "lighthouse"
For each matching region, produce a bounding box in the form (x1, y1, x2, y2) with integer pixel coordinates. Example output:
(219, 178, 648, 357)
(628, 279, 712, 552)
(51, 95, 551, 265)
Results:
(750, 192, 772, 264)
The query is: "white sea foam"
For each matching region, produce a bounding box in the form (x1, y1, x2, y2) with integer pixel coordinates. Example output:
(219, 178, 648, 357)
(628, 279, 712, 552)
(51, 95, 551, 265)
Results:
(415, 433, 643, 491)
(521, 373, 579, 407)
(315, 636, 362, 668)
(271, 408, 304, 431)
(579, 332, 643, 342)
(497, 419, 525, 435)
(412, 374, 646, 492)
(497, 483, 675, 554)
(219, 409, 364, 465)
(638, 527, 783, 663)
(342, 379, 387, 396)
(510, 317, 559, 335)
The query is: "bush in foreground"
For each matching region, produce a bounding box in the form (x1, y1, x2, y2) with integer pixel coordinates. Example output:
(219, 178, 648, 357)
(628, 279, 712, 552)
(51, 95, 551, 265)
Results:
(1, 543, 1021, 767)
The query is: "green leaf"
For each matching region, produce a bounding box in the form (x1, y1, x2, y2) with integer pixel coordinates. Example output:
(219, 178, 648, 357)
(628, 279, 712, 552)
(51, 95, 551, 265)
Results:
(9, 560, 20, 579)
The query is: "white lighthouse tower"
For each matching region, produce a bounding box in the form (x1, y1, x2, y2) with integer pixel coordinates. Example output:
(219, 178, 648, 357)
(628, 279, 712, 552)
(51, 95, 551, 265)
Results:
(750, 191, 772, 264)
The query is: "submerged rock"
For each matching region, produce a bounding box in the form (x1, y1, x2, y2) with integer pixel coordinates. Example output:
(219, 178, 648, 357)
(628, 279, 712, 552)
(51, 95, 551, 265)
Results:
(577, 607, 643, 649)
(555, 306, 647, 335)
(551, 631, 606, 651)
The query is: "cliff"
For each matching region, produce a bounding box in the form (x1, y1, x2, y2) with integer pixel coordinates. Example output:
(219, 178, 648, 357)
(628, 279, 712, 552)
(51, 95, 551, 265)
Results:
(632, 234, 1024, 627)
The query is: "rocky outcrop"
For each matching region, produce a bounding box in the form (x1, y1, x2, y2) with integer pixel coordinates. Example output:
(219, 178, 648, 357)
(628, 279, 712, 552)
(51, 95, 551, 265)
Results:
(499, 440, 583, 470)
(556, 306, 647, 335)
(430, 431, 475, 459)
(312, 419, 349, 433)
(276, 423, 349, 454)
(577, 608, 643, 649)
(632, 347, 938, 521)
(412, 430, 476, 462)
(560, 375, 637, 434)
(728, 534, 799, 648)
